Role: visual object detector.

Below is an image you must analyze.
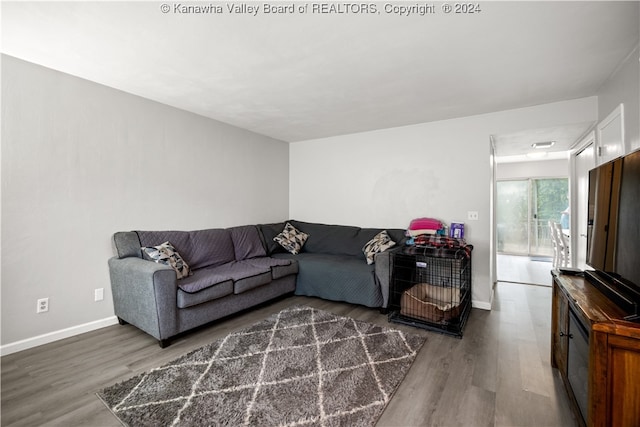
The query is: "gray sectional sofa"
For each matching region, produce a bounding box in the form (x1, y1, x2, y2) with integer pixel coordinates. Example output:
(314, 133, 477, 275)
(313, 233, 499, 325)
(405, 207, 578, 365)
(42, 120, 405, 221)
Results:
(109, 225, 297, 347)
(108, 221, 405, 347)
(258, 220, 406, 308)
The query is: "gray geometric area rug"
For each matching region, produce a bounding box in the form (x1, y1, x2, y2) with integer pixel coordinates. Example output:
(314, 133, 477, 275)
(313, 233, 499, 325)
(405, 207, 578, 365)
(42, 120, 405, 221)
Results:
(97, 306, 426, 427)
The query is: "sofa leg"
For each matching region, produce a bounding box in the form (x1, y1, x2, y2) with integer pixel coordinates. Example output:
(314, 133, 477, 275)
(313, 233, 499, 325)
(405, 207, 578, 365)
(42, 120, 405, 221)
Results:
(159, 339, 170, 348)
(117, 317, 128, 325)
(379, 307, 389, 315)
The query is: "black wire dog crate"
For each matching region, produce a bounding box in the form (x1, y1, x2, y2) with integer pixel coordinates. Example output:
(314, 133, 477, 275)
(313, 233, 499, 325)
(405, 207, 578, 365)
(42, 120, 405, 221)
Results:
(388, 246, 472, 337)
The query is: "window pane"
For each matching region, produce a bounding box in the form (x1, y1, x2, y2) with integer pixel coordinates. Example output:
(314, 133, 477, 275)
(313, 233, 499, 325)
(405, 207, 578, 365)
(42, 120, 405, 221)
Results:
(497, 178, 568, 256)
(532, 178, 569, 256)
(496, 180, 529, 254)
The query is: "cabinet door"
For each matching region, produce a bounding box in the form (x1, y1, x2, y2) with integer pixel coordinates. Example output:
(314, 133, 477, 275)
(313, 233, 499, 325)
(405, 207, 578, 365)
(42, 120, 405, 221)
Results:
(551, 283, 569, 377)
(596, 104, 625, 165)
(605, 334, 640, 426)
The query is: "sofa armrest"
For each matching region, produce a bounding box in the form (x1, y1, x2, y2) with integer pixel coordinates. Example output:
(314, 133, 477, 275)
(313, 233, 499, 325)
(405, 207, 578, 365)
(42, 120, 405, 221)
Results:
(374, 245, 405, 308)
(374, 251, 391, 309)
(108, 257, 178, 341)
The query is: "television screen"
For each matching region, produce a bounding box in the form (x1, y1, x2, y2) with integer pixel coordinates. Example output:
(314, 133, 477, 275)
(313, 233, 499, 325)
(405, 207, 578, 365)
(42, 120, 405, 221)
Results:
(586, 149, 640, 304)
(586, 158, 621, 272)
(614, 149, 640, 291)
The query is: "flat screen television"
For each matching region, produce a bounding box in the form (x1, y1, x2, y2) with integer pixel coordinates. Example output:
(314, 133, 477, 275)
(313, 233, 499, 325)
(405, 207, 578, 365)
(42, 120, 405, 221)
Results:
(586, 148, 640, 320)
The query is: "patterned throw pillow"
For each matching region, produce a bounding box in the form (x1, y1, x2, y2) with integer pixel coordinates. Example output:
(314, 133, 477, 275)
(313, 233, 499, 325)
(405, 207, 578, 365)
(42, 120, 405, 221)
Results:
(273, 222, 309, 255)
(362, 230, 396, 265)
(142, 241, 192, 279)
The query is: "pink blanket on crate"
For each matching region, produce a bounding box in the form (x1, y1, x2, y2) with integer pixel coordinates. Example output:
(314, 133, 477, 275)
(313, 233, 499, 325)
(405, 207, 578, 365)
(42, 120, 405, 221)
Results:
(409, 217, 442, 231)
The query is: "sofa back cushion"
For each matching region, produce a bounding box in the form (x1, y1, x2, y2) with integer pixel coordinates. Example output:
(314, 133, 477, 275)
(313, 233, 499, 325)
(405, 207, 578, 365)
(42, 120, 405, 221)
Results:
(188, 229, 236, 269)
(285, 221, 407, 260)
(360, 228, 407, 247)
(385, 229, 407, 244)
(113, 231, 143, 259)
(289, 220, 365, 258)
(257, 222, 287, 255)
(137, 229, 235, 270)
(229, 225, 267, 260)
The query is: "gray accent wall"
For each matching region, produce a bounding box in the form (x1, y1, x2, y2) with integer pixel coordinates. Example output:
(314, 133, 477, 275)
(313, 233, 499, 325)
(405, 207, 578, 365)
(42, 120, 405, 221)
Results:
(1, 55, 290, 348)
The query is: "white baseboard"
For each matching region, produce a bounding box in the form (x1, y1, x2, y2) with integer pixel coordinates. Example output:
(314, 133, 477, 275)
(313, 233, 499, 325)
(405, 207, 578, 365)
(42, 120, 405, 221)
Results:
(1, 316, 119, 356)
(1, 300, 493, 355)
(472, 300, 492, 310)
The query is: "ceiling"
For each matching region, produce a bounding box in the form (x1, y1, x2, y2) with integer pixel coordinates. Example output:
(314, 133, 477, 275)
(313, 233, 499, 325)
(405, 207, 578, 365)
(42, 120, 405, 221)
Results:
(492, 121, 595, 163)
(2, 1, 639, 147)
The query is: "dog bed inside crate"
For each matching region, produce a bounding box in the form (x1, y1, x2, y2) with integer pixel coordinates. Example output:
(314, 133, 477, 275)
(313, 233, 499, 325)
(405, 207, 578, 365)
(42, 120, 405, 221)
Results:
(400, 283, 461, 323)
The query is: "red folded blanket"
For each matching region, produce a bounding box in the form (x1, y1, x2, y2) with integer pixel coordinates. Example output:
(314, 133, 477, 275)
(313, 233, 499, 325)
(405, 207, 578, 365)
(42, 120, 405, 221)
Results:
(409, 217, 442, 231)
(411, 234, 473, 258)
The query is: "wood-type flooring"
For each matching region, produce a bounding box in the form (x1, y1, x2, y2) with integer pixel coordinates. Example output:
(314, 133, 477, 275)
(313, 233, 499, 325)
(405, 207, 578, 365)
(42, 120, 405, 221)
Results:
(1, 282, 577, 426)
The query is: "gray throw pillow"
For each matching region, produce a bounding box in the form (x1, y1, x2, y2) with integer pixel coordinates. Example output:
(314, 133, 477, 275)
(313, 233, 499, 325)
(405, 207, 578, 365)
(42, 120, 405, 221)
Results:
(362, 230, 396, 264)
(273, 222, 309, 255)
(142, 241, 192, 279)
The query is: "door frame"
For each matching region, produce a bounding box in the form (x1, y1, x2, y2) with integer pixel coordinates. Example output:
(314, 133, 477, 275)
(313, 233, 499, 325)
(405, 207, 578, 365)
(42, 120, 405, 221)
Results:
(489, 137, 497, 309)
(569, 130, 596, 268)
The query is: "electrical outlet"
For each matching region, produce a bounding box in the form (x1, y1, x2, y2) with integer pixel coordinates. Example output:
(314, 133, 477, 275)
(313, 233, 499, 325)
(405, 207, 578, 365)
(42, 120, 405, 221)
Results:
(467, 211, 479, 221)
(37, 298, 49, 313)
(94, 288, 104, 302)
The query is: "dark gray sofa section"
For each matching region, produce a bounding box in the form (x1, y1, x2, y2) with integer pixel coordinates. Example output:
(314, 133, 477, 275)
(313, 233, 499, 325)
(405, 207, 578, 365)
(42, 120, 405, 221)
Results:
(258, 220, 406, 308)
(109, 220, 405, 347)
(108, 225, 297, 347)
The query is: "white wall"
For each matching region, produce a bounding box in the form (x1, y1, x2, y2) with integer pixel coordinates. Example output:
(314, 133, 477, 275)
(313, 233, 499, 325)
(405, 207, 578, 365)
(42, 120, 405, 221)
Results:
(1, 56, 290, 352)
(597, 44, 640, 152)
(496, 159, 568, 180)
(290, 97, 598, 309)
(4, 48, 625, 352)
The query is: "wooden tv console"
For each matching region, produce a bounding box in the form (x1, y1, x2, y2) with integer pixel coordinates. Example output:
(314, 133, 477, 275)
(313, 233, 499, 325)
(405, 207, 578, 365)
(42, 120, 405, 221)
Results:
(551, 270, 640, 426)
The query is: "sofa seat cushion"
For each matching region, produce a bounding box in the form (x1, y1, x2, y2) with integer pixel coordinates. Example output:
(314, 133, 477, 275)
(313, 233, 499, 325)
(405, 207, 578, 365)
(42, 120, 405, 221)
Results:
(177, 280, 234, 308)
(244, 257, 299, 280)
(233, 270, 272, 294)
(272, 252, 382, 307)
(206, 261, 273, 294)
(178, 267, 234, 294)
(176, 260, 273, 302)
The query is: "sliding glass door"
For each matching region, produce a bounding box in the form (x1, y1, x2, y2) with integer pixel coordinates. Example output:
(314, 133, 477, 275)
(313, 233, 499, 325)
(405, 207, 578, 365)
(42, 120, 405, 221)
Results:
(496, 178, 568, 257)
